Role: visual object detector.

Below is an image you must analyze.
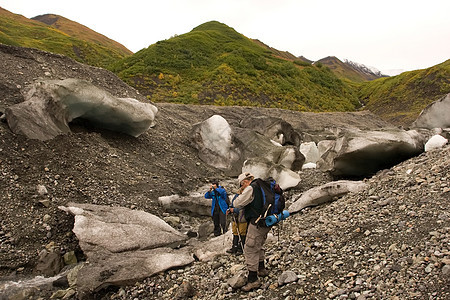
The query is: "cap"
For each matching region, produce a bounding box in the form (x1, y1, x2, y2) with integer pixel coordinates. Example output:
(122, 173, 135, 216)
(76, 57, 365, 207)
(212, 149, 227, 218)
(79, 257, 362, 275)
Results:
(238, 172, 254, 185)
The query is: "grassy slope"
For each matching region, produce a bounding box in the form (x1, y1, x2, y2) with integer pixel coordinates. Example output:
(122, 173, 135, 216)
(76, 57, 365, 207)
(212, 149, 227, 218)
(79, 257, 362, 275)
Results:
(2, 7, 447, 123)
(0, 7, 130, 68)
(31, 14, 132, 56)
(251, 39, 299, 61)
(357, 59, 450, 126)
(111, 21, 360, 112)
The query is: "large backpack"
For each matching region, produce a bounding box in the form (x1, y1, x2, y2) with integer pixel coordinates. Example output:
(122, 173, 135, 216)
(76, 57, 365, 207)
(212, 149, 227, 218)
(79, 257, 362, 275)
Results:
(251, 178, 286, 226)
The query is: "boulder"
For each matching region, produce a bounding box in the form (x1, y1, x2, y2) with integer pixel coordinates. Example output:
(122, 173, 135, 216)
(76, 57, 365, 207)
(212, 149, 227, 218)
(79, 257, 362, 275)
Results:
(300, 141, 320, 164)
(288, 180, 367, 213)
(191, 115, 242, 172)
(278, 270, 298, 286)
(227, 270, 247, 289)
(5, 78, 158, 140)
(158, 181, 237, 216)
(239, 116, 301, 146)
(413, 93, 450, 129)
(58, 203, 194, 298)
(234, 128, 305, 172)
(317, 139, 335, 157)
(318, 129, 424, 178)
(76, 247, 194, 298)
(63, 251, 77, 265)
(242, 158, 301, 190)
(235, 127, 304, 186)
(59, 203, 187, 253)
(424, 134, 448, 152)
(191, 115, 305, 176)
(37, 184, 48, 196)
(158, 193, 211, 216)
(174, 281, 196, 299)
(34, 249, 63, 277)
(197, 221, 215, 239)
(192, 230, 233, 261)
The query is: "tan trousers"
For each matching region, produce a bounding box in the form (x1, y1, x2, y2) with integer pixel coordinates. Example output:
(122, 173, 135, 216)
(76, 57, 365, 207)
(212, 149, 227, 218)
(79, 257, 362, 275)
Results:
(231, 219, 248, 236)
(244, 222, 271, 272)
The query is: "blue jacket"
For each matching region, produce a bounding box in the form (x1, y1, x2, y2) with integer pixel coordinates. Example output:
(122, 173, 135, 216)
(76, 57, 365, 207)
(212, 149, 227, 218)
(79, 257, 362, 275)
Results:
(205, 186, 228, 216)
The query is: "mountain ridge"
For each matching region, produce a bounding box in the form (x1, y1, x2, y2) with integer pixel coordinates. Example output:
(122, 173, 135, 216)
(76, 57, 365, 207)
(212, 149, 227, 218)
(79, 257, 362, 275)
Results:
(315, 56, 387, 82)
(1, 7, 449, 127)
(0, 7, 131, 69)
(31, 13, 132, 56)
(111, 20, 360, 112)
(344, 59, 387, 78)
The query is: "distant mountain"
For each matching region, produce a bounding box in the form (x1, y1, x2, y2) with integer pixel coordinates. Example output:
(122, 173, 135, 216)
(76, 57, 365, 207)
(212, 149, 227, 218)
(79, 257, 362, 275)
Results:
(32, 14, 132, 57)
(358, 59, 450, 126)
(343, 59, 387, 78)
(111, 21, 359, 112)
(315, 56, 387, 82)
(0, 7, 131, 68)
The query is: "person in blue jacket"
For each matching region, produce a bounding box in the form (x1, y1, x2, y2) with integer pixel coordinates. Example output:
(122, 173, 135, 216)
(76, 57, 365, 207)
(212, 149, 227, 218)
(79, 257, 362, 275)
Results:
(205, 180, 229, 236)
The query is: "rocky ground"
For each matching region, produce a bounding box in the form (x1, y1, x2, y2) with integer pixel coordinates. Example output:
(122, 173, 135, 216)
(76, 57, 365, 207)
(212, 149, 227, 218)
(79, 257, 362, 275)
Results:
(0, 44, 448, 299)
(101, 145, 449, 300)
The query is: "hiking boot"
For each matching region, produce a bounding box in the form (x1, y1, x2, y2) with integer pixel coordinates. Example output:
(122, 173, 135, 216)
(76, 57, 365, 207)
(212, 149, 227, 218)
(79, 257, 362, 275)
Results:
(257, 261, 269, 277)
(235, 235, 245, 255)
(227, 235, 239, 254)
(257, 267, 269, 277)
(226, 246, 237, 254)
(241, 279, 261, 292)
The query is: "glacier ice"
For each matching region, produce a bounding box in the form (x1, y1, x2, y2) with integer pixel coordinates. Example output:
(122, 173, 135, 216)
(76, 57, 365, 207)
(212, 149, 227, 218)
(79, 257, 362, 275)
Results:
(6, 78, 158, 140)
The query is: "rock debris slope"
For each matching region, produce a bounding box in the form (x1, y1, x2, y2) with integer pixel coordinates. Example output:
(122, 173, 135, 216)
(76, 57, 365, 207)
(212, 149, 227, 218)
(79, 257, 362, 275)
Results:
(1, 44, 449, 299)
(106, 146, 449, 299)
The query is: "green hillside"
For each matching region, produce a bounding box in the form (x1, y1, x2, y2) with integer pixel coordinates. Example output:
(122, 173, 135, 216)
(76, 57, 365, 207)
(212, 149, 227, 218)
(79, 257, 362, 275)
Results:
(0, 7, 131, 68)
(31, 14, 132, 57)
(357, 59, 450, 126)
(251, 39, 300, 61)
(3, 7, 447, 124)
(111, 21, 360, 112)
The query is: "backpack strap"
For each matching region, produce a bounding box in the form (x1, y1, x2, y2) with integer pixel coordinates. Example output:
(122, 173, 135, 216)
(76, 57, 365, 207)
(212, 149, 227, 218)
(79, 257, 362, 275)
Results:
(246, 180, 267, 226)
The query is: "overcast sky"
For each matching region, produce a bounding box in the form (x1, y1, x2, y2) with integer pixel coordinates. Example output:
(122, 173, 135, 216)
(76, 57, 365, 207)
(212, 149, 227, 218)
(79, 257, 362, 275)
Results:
(2, 0, 450, 75)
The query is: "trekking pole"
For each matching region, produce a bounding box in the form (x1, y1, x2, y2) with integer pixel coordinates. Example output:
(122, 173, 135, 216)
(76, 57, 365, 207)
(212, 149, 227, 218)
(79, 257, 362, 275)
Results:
(231, 212, 245, 255)
(276, 224, 279, 245)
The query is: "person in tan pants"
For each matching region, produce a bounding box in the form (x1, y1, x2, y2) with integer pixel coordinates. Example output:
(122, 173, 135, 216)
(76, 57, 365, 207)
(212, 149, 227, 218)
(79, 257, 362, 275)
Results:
(227, 193, 248, 255)
(228, 172, 270, 292)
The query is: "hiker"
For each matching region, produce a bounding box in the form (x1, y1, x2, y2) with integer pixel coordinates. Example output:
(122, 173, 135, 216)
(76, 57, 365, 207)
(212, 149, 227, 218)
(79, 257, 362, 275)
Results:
(227, 172, 270, 292)
(226, 192, 248, 255)
(204, 180, 228, 236)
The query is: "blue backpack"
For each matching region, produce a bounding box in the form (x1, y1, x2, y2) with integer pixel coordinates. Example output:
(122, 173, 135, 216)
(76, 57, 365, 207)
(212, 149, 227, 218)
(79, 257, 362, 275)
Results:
(252, 178, 287, 226)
